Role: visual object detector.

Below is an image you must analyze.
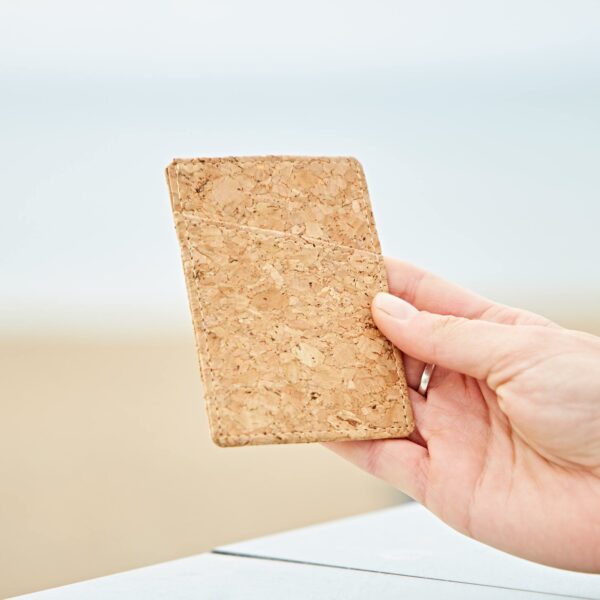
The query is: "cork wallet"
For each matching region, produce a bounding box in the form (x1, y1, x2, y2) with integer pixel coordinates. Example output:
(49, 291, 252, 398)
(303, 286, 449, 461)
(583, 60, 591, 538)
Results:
(165, 156, 414, 446)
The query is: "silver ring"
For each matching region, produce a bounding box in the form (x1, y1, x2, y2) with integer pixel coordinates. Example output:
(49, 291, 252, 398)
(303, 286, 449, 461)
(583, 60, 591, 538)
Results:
(418, 363, 436, 396)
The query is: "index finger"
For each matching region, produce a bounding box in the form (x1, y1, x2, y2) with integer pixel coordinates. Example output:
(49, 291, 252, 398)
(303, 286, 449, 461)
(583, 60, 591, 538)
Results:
(384, 258, 555, 327)
(384, 258, 494, 318)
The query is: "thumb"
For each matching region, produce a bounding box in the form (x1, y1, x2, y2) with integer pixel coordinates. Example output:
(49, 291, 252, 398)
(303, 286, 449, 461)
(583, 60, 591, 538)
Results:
(372, 292, 539, 384)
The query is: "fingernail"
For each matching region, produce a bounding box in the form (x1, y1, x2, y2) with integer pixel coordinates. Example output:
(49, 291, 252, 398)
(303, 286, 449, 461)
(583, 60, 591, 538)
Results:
(373, 292, 418, 320)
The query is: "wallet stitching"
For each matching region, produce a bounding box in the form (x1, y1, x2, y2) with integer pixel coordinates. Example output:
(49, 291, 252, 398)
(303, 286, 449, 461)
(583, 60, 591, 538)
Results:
(350, 160, 410, 433)
(174, 163, 224, 442)
(174, 160, 411, 443)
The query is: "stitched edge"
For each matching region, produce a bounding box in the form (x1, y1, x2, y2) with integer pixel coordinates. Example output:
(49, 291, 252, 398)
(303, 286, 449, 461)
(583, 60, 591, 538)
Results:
(212, 426, 412, 446)
(350, 158, 410, 433)
(173, 158, 412, 444)
(173, 163, 224, 442)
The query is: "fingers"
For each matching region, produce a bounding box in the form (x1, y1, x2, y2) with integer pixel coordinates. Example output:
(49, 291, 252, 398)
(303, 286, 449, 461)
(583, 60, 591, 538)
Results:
(324, 438, 429, 503)
(384, 257, 494, 318)
(403, 353, 426, 389)
(384, 258, 556, 328)
(372, 292, 542, 384)
(406, 389, 428, 446)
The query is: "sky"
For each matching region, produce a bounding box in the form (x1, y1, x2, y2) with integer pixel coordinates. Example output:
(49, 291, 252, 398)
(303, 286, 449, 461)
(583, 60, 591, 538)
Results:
(1, 0, 599, 334)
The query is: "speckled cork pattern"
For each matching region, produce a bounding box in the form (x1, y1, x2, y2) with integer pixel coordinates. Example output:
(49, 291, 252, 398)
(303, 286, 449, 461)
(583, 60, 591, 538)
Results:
(166, 156, 413, 446)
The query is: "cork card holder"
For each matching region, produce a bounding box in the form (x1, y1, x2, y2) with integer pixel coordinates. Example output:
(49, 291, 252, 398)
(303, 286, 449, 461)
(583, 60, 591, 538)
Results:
(165, 156, 414, 446)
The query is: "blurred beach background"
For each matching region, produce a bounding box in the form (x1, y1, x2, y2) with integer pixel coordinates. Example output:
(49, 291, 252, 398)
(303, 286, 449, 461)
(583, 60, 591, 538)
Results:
(1, 1, 600, 596)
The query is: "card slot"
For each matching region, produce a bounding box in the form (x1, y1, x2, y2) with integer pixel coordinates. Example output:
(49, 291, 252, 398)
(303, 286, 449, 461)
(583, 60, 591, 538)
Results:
(178, 213, 383, 259)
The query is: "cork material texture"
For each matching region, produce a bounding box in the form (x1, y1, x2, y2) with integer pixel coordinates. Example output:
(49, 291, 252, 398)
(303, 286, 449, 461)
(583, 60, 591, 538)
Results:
(166, 156, 413, 446)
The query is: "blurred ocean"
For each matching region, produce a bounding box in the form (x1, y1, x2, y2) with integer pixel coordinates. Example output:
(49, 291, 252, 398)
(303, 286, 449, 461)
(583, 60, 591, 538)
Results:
(1, 0, 599, 334)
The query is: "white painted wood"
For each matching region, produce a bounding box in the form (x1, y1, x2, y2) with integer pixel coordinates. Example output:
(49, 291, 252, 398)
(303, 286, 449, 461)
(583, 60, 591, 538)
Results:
(219, 503, 600, 599)
(12, 552, 568, 600)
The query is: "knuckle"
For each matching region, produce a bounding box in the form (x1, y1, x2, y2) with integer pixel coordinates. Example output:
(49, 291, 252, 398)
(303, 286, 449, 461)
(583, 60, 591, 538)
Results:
(409, 311, 480, 367)
(421, 313, 469, 364)
(431, 314, 464, 337)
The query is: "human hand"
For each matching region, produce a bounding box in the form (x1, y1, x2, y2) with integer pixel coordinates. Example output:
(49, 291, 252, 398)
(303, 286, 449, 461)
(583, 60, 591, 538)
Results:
(326, 258, 600, 572)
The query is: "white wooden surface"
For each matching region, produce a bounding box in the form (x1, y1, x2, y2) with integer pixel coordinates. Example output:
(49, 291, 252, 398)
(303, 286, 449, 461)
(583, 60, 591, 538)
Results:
(13, 503, 599, 599)
(220, 502, 600, 599)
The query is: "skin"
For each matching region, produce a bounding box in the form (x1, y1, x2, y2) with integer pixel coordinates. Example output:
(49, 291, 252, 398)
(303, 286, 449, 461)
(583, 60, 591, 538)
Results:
(326, 258, 600, 572)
